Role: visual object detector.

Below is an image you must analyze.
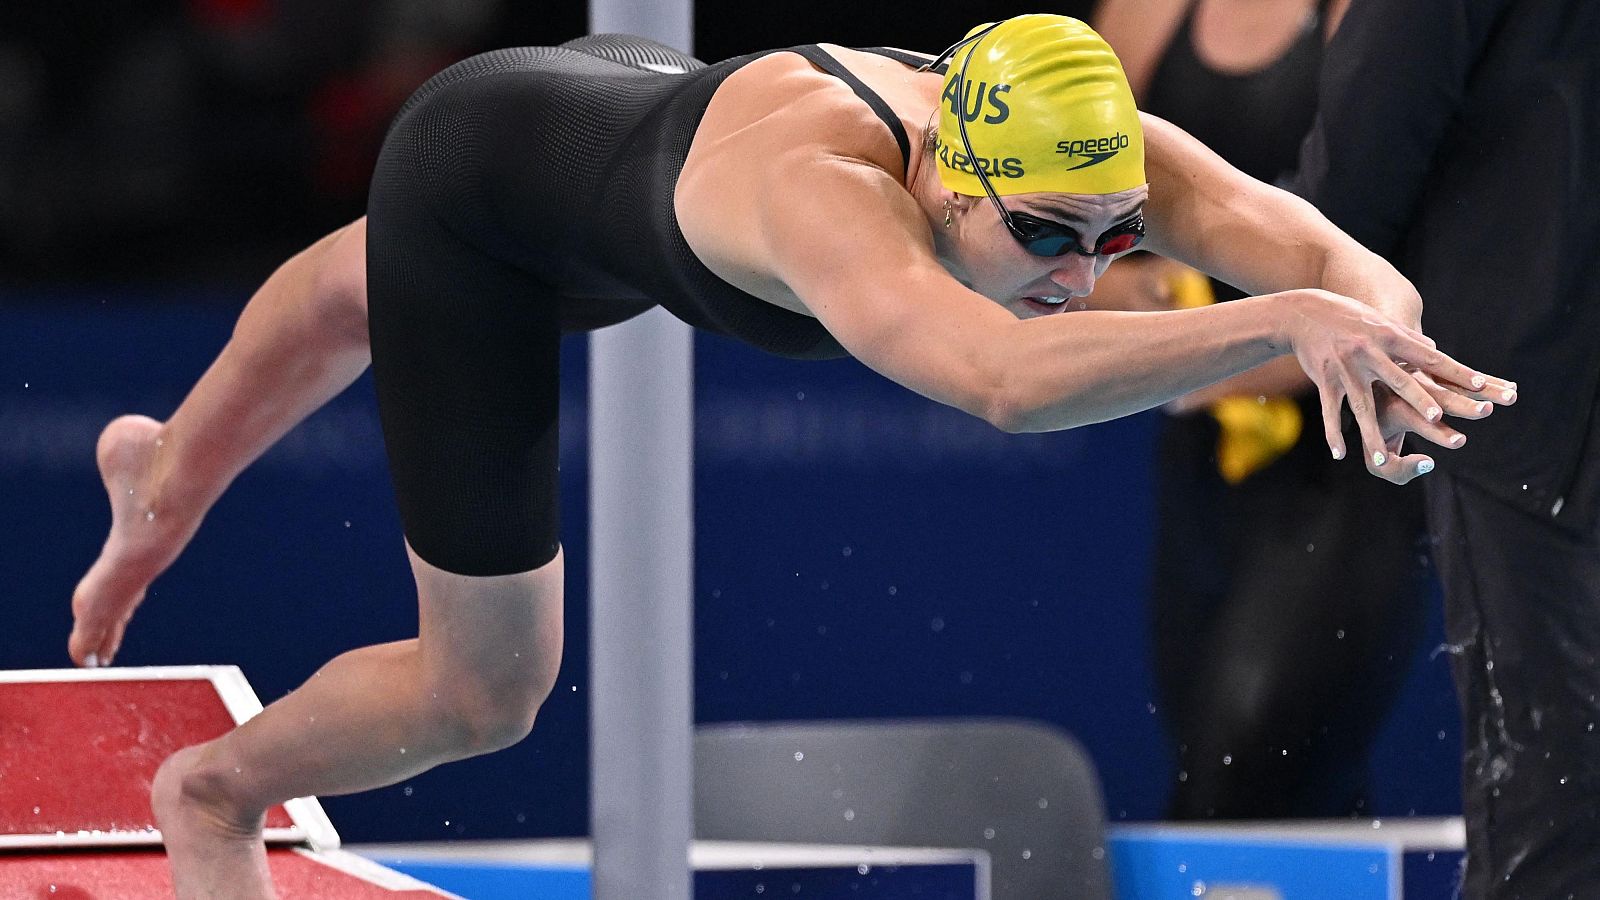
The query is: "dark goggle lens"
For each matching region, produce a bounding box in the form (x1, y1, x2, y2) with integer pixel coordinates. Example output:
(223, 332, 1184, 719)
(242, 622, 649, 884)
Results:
(1012, 213, 1145, 258)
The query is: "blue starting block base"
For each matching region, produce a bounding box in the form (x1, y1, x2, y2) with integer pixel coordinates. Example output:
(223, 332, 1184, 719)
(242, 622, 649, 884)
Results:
(1108, 817, 1465, 899)
(360, 840, 989, 900)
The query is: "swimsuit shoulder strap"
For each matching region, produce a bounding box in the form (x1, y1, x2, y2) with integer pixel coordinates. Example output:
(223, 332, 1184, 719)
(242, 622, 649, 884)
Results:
(788, 44, 912, 173)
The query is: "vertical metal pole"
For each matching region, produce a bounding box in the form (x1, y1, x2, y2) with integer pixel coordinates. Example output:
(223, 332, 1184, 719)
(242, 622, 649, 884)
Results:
(587, 7, 695, 899)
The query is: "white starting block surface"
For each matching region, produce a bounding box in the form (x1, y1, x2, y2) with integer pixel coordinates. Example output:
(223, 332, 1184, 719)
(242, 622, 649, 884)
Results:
(360, 838, 991, 900)
(0, 666, 458, 898)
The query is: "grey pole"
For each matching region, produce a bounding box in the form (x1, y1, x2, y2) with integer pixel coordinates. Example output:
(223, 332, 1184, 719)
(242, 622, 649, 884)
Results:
(587, 4, 696, 899)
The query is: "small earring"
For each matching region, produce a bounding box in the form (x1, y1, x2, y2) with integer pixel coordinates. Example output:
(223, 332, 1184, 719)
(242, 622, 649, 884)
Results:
(943, 199, 953, 229)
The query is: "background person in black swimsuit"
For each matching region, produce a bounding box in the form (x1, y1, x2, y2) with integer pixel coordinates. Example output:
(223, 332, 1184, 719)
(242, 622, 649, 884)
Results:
(62, 21, 1510, 897)
(1090, 0, 1434, 820)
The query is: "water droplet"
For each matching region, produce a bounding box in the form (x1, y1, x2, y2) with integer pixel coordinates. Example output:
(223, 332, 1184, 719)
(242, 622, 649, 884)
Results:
(444, 820, 450, 826)
(887, 585, 897, 596)
(343, 521, 351, 528)
(1021, 849, 1032, 860)
(571, 685, 577, 692)
(1037, 798, 1049, 808)
(983, 827, 996, 839)
(399, 747, 407, 755)
(794, 751, 805, 762)
(404, 786, 414, 796)
(857, 864, 870, 875)
(144, 510, 155, 522)
(1560, 776, 1569, 785)
(1372, 820, 1383, 829)
(832, 789, 844, 799)
(1092, 847, 1105, 860)
(796, 392, 805, 400)
(756, 886, 765, 895)
(516, 813, 526, 823)
(1192, 881, 1207, 897)
(959, 671, 973, 684)
(1369, 863, 1380, 874)
(1178, 863, 1187, 873)
(1438, 730, 1447, 740)
(233, 767, 241, 774)
(1336, 629, 1346, 639)
(930, 618, 945, 632)
(843, 809, 855, 821)
(1177, 770, 1188, 782)
(1427, 852, 1436, 862)
(1147, 702, 1157, 714)
(841, 547, 853, 557)
(1222, 755, 1233, 765)
(1307, 543, 1316, 552)
(32, 806, 40, 815)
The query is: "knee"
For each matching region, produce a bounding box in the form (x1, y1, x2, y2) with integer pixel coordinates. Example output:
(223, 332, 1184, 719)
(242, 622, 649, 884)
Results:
(426, 662, 558, 756)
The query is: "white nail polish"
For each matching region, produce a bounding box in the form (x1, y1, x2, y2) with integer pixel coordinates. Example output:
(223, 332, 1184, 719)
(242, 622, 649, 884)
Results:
(1471, 375, 1486, 390)
(1427, 406, 1442, 421)
(84, 653, 100, 669)
(1417, 459, 1435, 475)
(1332, 447, 1344, 460)
(1450, 434, 1465, 447)
(1373, 451, 1387, 466)
(1502, 389, 1516, 402)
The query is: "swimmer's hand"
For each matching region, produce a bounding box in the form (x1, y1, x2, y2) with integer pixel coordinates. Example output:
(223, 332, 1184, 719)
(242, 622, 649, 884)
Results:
(1275, 289, 1516, 484)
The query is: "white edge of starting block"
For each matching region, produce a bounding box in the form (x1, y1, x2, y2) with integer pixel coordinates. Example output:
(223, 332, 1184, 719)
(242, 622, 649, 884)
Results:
(296, 847, 466, 898)
(0, 665, 341, 853)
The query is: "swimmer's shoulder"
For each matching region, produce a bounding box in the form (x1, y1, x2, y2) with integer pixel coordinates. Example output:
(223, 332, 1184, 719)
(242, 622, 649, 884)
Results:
(696, 44, 938, 175)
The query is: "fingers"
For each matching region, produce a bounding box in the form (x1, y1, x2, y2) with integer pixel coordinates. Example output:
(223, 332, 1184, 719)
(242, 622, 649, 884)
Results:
(1391, 340, 1517, 406)
(1336, 359, 1442, 484)
(1412, 370, 1494, 421)
(1383, 390, 1468, 450)
(1315, 364, 1349, 461)
(1373, 357, 1443, 426)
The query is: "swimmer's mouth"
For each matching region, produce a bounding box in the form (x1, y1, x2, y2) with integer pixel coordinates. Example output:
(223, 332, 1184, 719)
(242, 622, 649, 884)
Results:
(1022, 295, 1071, 314)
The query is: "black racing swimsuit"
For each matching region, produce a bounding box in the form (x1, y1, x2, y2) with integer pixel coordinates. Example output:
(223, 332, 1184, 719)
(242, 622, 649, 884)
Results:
(367, 35, 931, 575)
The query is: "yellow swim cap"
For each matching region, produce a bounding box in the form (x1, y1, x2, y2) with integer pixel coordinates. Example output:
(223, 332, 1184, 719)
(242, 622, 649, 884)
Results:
(935, 14, 1145, 197)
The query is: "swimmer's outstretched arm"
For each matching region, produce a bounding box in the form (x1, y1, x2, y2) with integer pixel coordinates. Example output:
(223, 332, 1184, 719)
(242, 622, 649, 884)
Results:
(757, 151, 1507, 485)
(69, 219, 369, 667)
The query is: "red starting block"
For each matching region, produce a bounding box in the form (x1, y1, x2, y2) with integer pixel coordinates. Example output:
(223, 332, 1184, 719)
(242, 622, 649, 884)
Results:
(0, 666, 457, 898)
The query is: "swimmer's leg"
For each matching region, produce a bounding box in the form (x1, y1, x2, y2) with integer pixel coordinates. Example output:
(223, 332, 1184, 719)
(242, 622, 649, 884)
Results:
(153, 547, 563, 900)
(70, 219, 370, 667)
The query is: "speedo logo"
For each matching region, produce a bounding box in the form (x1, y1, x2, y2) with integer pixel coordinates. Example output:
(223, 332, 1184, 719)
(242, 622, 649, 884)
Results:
(1055, 133, 1130, 171)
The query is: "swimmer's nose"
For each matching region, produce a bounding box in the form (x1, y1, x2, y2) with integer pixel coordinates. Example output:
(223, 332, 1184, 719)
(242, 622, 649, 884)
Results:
(1047, 253, 1098, 298)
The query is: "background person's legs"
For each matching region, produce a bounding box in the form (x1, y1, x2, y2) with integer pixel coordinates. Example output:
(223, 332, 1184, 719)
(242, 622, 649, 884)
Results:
(1427, 473, 1600, 899)
(71, 219, 371, 667)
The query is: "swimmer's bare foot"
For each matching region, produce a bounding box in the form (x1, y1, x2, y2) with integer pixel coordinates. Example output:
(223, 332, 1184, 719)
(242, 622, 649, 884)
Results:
(153, 745, 276, 900)
(70, 415, 200, 666)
